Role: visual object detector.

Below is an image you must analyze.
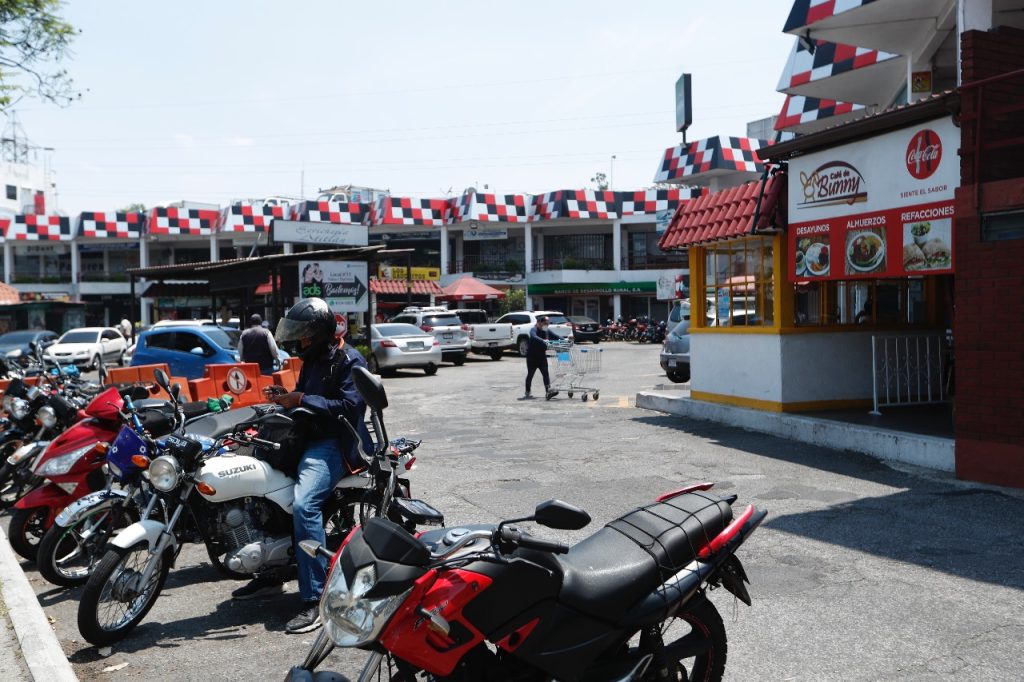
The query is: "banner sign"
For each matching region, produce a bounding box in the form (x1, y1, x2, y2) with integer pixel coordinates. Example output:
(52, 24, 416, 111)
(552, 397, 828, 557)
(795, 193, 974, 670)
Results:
(788, 117, 957, 282)
(656, 272, 688, 300)
(463, 226, 508, 240)
(299, 260, 369, 312)
(272, 220, 368, 246)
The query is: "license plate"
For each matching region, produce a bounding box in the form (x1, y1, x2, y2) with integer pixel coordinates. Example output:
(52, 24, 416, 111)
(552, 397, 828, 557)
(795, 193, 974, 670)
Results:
(487, 342, 497, 346)
(407, 342, 423, 349)
(442, 333, 453, 340)
(668, 359, 677, 367)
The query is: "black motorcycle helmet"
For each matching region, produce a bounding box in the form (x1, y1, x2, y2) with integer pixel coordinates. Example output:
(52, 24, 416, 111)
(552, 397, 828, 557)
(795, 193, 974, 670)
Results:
(275, 297, 336, 348)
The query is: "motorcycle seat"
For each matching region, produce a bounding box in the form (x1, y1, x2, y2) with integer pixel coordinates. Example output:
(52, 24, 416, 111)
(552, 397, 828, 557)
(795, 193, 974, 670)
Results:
(554, 493, 732, 620)
(185, 407, 258, 439)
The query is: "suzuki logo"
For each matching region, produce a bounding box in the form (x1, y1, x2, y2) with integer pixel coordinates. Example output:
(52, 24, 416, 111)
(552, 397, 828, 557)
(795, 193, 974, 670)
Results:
(216, 463, 257, 478)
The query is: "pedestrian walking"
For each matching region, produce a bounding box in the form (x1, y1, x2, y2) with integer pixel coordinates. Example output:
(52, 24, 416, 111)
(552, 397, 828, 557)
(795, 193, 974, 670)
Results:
(230, 298, 372, 634)
(239, 313, 279, 375)
(522, 315, 561, 400)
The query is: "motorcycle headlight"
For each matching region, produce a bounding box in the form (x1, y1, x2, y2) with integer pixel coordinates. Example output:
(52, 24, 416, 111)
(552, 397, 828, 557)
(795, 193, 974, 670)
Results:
(35, 443, 95, 477)
(36, 405, 58, 428)
(148, 455, 182, 492)
(10, 398, 30, 420)
(7, 441, 44, 465)
(321, 564, 408, 647)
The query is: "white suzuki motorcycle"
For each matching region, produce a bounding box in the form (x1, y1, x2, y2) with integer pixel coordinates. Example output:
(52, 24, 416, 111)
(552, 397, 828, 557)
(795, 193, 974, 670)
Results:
(76, 369, 385, 647)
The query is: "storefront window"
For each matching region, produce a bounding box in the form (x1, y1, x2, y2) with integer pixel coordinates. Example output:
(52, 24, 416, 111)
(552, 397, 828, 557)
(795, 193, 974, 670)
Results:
(795, 278, 929, 326)
(701, 236, 775, 327)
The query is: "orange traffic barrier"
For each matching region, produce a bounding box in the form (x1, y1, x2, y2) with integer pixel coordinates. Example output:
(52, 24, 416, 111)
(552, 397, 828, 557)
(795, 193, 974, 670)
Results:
(107, 364, 193, 402)
(203, 363, 265, 407)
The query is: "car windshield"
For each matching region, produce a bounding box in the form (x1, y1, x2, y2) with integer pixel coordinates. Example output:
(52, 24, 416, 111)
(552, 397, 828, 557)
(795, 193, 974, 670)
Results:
(425, 315, 462, 327)
(376, 324, 426, 337)
(544, 314, 569, 325)
(204, 328, 240, 349)
(0, 331, 39, 343)
(455, 311, 487, 324)
(58, 330, 99, 344)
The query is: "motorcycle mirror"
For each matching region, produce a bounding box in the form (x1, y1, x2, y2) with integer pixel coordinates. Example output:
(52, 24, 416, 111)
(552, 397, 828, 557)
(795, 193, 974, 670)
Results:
(129, 385, 151, 401)
(152, 368, 171, 393)
(533, 499, 591, 530)
(298, 540, 319, 558)
(353, 366, 388, 412)
(171, 383, 181, 401)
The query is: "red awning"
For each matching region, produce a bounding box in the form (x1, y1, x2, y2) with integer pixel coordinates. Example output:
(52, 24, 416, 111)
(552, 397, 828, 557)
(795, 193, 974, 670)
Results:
(658, 172, 785, 250)
(437, 276, 506, 302)
(369, 278, 444, 295)
(255, 276, 283, 296)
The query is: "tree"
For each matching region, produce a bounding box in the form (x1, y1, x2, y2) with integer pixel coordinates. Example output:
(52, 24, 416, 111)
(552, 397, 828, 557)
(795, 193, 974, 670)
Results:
(497, 288, 526, 316)
(0, 0, 78, 110)
(119, 202, 146, 213)
(590, 171, 608, 190)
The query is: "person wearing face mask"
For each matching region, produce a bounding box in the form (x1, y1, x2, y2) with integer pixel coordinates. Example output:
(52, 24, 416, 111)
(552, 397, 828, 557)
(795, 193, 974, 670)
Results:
(522, 315, 561, 400)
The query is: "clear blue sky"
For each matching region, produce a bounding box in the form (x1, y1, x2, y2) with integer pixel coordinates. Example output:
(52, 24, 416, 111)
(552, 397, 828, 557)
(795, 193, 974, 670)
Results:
(19, 0, 794, 214)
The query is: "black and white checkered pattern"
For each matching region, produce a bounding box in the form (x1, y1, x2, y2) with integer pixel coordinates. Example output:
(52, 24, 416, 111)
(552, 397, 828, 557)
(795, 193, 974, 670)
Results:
(784, 0, 878, 33)
(618, 189, 699, 215)
(222, 203, 287, 232)
(295, 200, 368, 225)
(654, 136, 768, 183)
(149, 207, 218, 236)
(450, 192, 533, 224)
(7, 214, 74, 241)
(79, 212, 144, 238)
(777, 36, 896, 94)
(371, 197, 449, 226)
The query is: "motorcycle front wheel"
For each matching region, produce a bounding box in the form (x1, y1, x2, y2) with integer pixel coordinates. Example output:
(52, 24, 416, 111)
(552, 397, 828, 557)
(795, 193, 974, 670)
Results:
(78, 541, 171, 646)
(651, 597, 727, 682)
(37, 503, 138, 587)
(8, 505, 49, 561)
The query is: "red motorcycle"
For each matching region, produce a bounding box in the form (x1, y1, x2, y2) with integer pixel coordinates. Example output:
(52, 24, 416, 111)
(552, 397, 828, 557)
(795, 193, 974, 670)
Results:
(289, 481, 765, 681)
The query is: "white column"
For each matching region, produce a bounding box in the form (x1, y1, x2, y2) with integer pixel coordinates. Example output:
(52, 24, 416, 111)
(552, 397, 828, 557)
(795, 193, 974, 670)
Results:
(524, 225, 533, 274)
(3, 243, 12, 284)
(439, 225, 449, 275)
(70, 241, 80, 301)
(209, 235, 218, 262)
(612, 220, 622, 272)
(612, 294, 622, 320)
(283, 242, 294, 255)
(139, 237, 151, 326)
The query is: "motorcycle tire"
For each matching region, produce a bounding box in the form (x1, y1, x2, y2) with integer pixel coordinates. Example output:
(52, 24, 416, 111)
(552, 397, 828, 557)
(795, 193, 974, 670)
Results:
(78, 541, 172, 647)
(38, 503, 139, 588)
(8, 506, 49, 562)
(660, 597, 728, 682)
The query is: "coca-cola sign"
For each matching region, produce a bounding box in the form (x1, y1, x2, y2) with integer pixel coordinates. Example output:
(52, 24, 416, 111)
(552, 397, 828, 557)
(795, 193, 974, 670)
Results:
(798, 161, 868, 209)
(905, 129, 942, 180)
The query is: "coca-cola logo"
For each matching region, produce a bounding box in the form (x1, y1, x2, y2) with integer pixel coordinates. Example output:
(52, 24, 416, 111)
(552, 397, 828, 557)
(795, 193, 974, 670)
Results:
(798, 161, 867, 209)
(906, 129, 942, 180)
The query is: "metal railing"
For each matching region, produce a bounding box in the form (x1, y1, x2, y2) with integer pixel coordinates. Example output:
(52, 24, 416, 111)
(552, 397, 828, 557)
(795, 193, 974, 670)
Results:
(870, 334, 947, 415)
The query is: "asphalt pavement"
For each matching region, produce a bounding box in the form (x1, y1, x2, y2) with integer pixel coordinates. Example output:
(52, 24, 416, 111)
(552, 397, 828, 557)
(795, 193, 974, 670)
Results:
(5, 344, 1024, 681)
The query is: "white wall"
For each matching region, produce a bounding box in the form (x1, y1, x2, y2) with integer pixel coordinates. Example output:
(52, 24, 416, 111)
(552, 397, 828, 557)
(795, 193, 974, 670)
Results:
(527, 268, 685, 285)
(691, 333, 784, 402)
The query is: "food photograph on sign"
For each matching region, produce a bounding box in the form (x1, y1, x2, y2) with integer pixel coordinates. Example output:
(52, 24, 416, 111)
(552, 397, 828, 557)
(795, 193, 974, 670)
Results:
(794, 225, 831, 278)
(903, 218, 952, 271)
(845, 227, 887, 276)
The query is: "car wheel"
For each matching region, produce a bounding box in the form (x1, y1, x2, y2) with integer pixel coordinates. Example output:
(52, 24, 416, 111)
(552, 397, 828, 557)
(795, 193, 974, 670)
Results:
(451, 354, 466, 366)
(488, 350, 503, 361)
(517, 337, 529, 357)
(667, 367, 690, 383)
(423, 363, 438, 376)
(90, 354, 100, 371)
(367, 355, 380, 374)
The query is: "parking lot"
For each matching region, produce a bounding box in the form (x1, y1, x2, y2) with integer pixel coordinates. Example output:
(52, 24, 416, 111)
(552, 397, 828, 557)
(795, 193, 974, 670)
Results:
(6, 343, 1024, 681)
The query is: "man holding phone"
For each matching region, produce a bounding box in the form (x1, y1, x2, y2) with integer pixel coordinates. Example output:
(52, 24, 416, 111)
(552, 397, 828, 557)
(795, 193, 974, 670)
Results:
(232, 297, 371, 635)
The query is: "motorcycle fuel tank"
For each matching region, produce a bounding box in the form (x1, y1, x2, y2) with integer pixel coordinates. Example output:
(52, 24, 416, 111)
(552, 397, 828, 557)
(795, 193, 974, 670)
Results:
(195, 454, 292, 504)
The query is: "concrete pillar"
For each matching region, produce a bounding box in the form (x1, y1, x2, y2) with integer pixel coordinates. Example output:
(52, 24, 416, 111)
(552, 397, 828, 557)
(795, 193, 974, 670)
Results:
(209, 235, 218, 262)
(612, 220, 622, 272)
(613, 294, 622, 320)
(3, 242, 12, 284)
(283, 243, 294, 255)
(139, 238, 151, 326)
(70, 241, 80, 301)
(439, 225, 449, 275)
(524, 225, 533, 274)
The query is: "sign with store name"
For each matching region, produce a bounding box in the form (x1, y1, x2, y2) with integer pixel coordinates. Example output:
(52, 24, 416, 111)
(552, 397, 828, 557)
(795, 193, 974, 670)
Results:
(378, 265, 440, 281)
(463, 226, 508, 240)
(788, 117, 957, 282)
(298, 260, 369, 312)
(272, 220, 368, 246)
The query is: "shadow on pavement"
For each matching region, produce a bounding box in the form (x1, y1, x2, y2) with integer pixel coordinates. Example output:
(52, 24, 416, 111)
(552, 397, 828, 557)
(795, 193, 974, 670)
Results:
(631, 413, 1024, 590)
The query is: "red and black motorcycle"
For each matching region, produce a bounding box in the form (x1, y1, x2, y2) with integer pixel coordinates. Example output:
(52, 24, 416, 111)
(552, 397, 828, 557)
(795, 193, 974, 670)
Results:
(287, 370, 766, 682)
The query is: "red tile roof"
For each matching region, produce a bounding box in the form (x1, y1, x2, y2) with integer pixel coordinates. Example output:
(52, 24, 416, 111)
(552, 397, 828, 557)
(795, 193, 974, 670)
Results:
(658, 173, 785, 251)
(369, 278, 444, 295)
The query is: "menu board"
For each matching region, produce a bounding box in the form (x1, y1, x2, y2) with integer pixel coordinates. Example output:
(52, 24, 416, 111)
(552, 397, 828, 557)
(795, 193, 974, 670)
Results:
(788, 119, 957, 282)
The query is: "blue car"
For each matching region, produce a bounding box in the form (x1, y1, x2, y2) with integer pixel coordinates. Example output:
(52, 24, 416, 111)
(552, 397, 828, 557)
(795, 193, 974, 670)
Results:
(130, 325, 287, 379)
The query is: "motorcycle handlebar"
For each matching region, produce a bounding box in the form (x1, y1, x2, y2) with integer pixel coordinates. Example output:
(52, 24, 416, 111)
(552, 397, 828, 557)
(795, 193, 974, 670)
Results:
(498, 526, 569, 555)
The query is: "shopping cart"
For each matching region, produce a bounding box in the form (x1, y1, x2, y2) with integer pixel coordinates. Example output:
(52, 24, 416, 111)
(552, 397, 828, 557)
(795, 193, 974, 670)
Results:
(547, 339, 603, 401)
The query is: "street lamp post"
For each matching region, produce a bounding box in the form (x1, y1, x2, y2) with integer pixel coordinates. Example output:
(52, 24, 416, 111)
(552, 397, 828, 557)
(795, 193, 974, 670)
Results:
(610, 155, 617, 190)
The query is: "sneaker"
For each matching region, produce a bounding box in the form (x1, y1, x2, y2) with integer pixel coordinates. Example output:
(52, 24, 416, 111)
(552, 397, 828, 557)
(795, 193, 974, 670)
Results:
(546, 389, 559, 399)
(231, 575, 284, 601)
(286, 603, 322, 634)
(520, 393, 533, 400)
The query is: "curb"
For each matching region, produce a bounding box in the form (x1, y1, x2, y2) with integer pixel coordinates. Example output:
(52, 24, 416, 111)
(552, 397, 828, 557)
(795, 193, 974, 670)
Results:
(0, 526, 78, 682)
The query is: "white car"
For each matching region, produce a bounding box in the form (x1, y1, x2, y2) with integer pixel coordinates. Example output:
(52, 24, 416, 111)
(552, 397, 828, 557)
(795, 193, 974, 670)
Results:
(389, 307, 471, 365)
(45, 327, 128, 369)
(494, 310, 574, 357)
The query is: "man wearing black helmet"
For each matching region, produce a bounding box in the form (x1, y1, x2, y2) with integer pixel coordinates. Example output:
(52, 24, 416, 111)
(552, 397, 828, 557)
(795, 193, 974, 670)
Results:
(231, 297, 370, 635)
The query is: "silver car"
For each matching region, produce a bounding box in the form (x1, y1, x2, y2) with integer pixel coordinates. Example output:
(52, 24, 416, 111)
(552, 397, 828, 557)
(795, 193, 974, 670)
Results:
(390, 308, 471, 365)
(659, 319, 690, 383)
(369, 323, 442, 376)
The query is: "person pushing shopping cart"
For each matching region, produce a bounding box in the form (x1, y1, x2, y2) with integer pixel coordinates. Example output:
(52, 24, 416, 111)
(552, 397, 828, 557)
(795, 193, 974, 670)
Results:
(521, 315, 562, 400)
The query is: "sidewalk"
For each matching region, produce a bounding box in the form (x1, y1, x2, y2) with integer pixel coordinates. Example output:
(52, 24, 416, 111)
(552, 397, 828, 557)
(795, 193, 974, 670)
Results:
(0, 526, 78, 682)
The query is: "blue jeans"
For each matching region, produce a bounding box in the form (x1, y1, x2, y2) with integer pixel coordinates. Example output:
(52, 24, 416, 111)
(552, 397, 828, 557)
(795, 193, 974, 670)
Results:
(293, 438, 344, 602)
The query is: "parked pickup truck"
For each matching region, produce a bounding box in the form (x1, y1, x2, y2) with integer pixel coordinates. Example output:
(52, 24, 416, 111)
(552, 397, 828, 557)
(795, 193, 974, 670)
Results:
(450, 309, 514, 360)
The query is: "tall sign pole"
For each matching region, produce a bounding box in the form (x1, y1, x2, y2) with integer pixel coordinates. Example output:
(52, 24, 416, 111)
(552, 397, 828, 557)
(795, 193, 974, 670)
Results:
(675, 73, 693, 143)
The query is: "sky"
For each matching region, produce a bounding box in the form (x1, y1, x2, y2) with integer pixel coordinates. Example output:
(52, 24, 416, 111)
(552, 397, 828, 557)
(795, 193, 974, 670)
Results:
(16, 0, 795, 214)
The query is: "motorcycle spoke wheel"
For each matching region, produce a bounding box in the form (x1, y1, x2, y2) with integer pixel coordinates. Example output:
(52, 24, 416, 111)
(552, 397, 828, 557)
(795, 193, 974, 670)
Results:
(359, 651, 422, 681)
(79, 541, 170, 646)
(38, 508, 120, 586)
(8, 506, 49, 561)
(648, 598, 728, 682)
